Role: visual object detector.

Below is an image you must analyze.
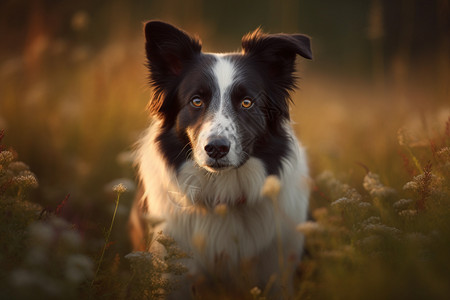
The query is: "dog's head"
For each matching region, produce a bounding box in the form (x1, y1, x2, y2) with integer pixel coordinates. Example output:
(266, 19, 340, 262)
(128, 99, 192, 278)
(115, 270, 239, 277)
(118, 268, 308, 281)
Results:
(145, 21, 312, 174)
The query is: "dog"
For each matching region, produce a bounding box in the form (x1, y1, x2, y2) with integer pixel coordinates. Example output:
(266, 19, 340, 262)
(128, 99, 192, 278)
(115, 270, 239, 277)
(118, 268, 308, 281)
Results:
(129, 20, 312, 298)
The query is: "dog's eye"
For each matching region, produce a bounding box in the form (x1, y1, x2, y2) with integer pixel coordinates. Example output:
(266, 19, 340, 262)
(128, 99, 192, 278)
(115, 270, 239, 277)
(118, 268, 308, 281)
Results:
(241, 98, 253, 109)
(191, 97, 203, 108)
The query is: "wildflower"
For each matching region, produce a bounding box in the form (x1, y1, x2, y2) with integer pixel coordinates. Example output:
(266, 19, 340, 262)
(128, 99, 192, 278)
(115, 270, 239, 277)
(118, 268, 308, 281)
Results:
(0, 150, 14, 165)
(157, 233, 189, 261)
(436, 146, 450, 158)
(65, 254, 94, 284)
(330, 196, 358, 209)
(7, 161, 29, 173)
(60, 230, 82, 250)
(11, 217, 91, 298)
(250, 286, 262, 297)
(358, 202, 372, 209)
(10, 269, 35, 288)
(363, 172, 396, 198)
(397, 128, 426, 147)
(358, 235, 383, 249)
(125, 251, 153, 262)
(107, 178, 135, 194)
(112, 183, 127, 194)
(315, 170, 343, 197)
(260, 175, 281, 201)
(403, 173, 441, 191)
(362, 223, 401, 237)
(312, 207, 328, 221)
(399, 209, 418, 217)
(393, 198, 414, 210)
(29, 222, 54, 246)
(13, 174, 38, 188)
(397, 128, 409, 146)
(362, 216, 381, 226)
(49, 216, 71, 230)
(156, 233, 176, 249)
(192, 233, 206, 252)
(315, 170, 335, 184)
(296, 221, 322, 236)
(166, 262, 188, 276)
(214, 203, 228, 216)
(25, 247, 48, 266)
(403, 180, 418, 191)
(347, 184, 363, 197)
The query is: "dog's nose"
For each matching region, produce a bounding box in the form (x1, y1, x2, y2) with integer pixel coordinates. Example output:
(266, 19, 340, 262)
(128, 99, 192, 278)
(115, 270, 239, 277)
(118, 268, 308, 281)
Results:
(204, 137, 230, 159)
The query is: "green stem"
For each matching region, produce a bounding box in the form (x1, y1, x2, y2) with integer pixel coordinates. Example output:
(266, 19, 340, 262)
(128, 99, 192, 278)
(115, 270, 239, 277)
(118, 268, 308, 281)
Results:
(405, 146, 423, 174)
(92, 192, 121, 286)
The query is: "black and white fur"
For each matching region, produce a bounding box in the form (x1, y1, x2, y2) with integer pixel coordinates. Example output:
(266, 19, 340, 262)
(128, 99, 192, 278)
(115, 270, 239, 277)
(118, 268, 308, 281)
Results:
(130, 21, 312, 298)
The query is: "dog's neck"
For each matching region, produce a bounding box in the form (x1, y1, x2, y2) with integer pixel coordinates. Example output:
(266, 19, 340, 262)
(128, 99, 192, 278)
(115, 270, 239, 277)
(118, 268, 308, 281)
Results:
(173, 157, 266, 208)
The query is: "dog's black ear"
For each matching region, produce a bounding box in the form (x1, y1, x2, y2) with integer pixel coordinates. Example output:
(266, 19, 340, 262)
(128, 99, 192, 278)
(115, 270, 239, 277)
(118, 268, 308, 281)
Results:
(144, 21, 202, 116)
(242, 28, 312, 61)
(242, 29, 312, 88)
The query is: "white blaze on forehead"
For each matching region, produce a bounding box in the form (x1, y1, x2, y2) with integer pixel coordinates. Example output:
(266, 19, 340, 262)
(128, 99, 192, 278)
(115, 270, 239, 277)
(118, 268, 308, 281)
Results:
(209, 55, 235, 136)
(213, 55, 236, 101)
(192, 55, 242, 169)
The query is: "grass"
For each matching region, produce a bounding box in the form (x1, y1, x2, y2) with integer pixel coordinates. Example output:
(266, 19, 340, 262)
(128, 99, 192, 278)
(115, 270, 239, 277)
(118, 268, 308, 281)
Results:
(1, 9, 449, 299)
(92, 183, 126, 287)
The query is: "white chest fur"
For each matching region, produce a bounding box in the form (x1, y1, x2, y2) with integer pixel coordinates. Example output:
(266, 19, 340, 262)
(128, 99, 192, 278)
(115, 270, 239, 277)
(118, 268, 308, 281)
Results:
(136, 121, 310, 272)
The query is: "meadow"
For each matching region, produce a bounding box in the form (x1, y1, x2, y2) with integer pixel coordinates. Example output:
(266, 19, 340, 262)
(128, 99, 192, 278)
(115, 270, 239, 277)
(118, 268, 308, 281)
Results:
(1, 1, 449, 299)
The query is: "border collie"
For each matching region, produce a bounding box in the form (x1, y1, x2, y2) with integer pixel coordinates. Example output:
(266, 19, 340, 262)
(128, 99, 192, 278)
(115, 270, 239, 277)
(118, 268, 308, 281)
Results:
(130, 21, 312, 298)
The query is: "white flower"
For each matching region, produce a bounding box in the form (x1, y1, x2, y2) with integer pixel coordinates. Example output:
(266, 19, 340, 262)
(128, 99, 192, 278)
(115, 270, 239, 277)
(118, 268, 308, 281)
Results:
(403, 181, 418, 191)
(106, 178, 135, 194)
(0, 150, 14, 165)
(312, 207, 328, 221)
(358, 202, 372, 209)
(7, 161, 29, 173)
(296, 221, 322, 235)
(399, 209, 418, 217)
(358, 235, 383, 248)
(261, 175, 281, 201)
(25, 247, 48, 266)
(393, 198, 414, 210)
(250, 286, 262, 297)
(192, 233, 206, 252)
(14, 174, 38, 188)
(125, 251, 153, 261)
(362, 223, 401, 237)
(10, 269, 36, 287)
(60, 230, 82, 250)
(49, 216, 70, 230)
(29, 222, 54, 246)
(362, 216, 381, 226)
(214, 204, 228, 216)
(363, 172, 396, 198)
(436, 147, 450, 159)
(113, 183, 127, 194)
(65, 254, 94, 284)
(331, 196, 359, 208)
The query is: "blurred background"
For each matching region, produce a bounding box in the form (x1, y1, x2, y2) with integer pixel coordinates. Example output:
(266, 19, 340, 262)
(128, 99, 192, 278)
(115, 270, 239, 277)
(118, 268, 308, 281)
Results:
(0, 0, 449, 297)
